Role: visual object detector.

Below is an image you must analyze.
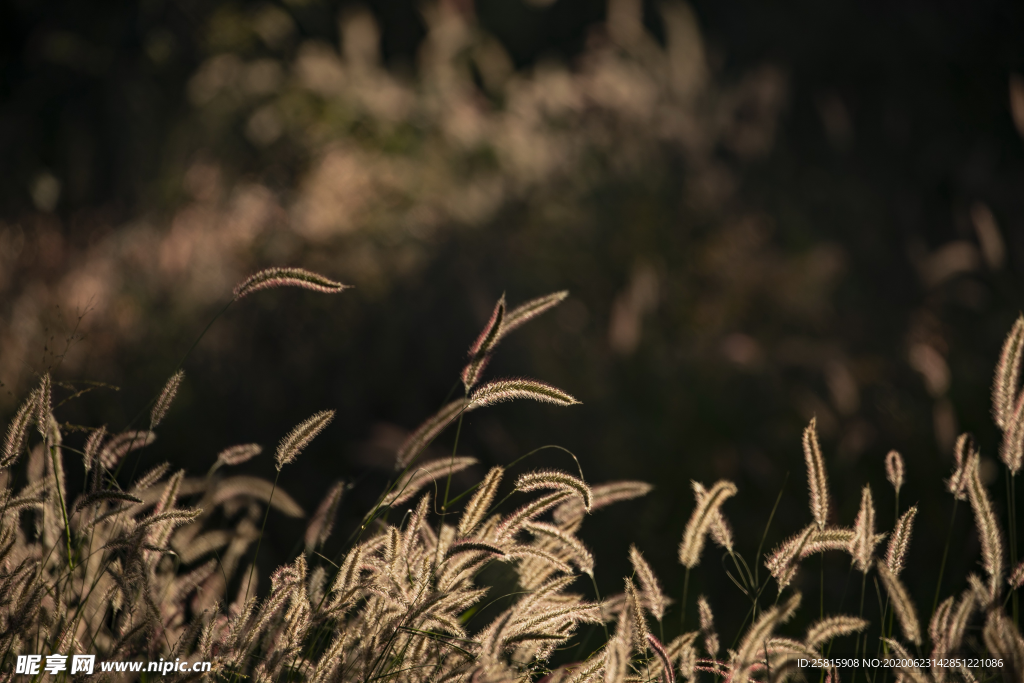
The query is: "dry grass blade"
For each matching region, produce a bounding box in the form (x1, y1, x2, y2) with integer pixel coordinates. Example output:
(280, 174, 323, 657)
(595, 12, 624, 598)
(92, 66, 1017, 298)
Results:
(678, 480, 738, 569)
(384, 456, 478, 507)
(395, 398, 473, 470)
(470, 378, 580, 408)
(276, 410, 334, 470)
(150, 370, 184, 429)
(876, 559, 921, 645)
(803, 418, 830, 529)
(305, 481, 344, 551)
(458, 466, 503, 537)
(885, 450, 904, 494)
(805, 616, 868, 650)
(886, 506, 917, 576)
(992, 314, 1024, 429)
(629, 544, 667, 621)
(217, 443, 263, 466)
(965, 450, 1004, 602)
(851, 485, 877, 573)
(233, 267, 350, 300)
(516, 470, 592, 511)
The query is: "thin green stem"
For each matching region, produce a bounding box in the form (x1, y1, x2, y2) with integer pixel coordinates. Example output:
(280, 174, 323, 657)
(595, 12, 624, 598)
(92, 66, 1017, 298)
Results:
(754, 472, 790, 619)
(820, 554, 825, 620)
(1008, 473, 1019, 626)
(441, 395, 468, 515)
(244, 469, 281, 603)
(590, 574, 610, 642)
(50, 444, 74, 571)
(931, 499, 959, 619)
(850, 570, 867, 683)
(680, 567, 690, 630)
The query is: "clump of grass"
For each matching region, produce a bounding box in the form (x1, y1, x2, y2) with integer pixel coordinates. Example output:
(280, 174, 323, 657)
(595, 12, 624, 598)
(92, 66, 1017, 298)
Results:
(3, 273, 1024, 682)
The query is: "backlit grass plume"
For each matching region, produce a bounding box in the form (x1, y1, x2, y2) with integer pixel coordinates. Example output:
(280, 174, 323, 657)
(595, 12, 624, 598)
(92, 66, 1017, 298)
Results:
(678, 479, 737, 569)
(461, 291, 568, 392)
(993, 313, 1024, 430)
(803, 417, 830, 529)
(4, 292, 1024, 683)
(850, 484, 877, 573)
(470, 378, 580, 408)
(233, 267, 350, 300)
(275, 410, 334, 470)
(462, 295, 505, 392)
(150, 370, 184, 429)
(885, 449, 905, 494)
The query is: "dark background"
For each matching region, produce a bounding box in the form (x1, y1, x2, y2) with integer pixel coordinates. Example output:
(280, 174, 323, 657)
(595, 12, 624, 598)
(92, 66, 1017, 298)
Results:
(3, 0, 1024, 654)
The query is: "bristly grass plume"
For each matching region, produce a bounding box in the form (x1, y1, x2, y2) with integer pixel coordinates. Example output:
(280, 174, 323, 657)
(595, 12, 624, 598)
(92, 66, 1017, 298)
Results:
(3, 278, 1024, 683)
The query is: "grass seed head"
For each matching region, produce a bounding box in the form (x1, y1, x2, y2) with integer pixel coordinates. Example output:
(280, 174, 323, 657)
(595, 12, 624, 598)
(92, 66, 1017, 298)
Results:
(233, 267, 349, 300)
(1000, 393, 1024, 474)
(624, 577, 650, 654)
(947, 433, 977, 500)
(678, 479, 737, 569)
(886, 506, 918, 577)
(458, 466, 504, 537)
(805, 615, 868, 650)
(276, 410, 334, 471)
(876, 559, 921, 645)
(965, 449, 1004, 602)
(498, 291, 569, 340)
(217, 443, 263, 466)
(470, 378, 580, 408)
(2, 393, 37, 469)
(697, 595, 718, 657)
(803, 417, 830, 529)
(851, 484, 877, 573)
(150, 370, 184, 429)
(516, 470, 592, 511)
(992, 314, 1024, 429)
(305, 480, 344, 551)
(628, 544, 667, 621)
(885, 450, 905, 494)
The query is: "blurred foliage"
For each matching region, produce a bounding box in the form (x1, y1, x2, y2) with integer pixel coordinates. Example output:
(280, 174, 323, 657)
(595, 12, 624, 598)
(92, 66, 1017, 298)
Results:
(3, 0, 1024, 643)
